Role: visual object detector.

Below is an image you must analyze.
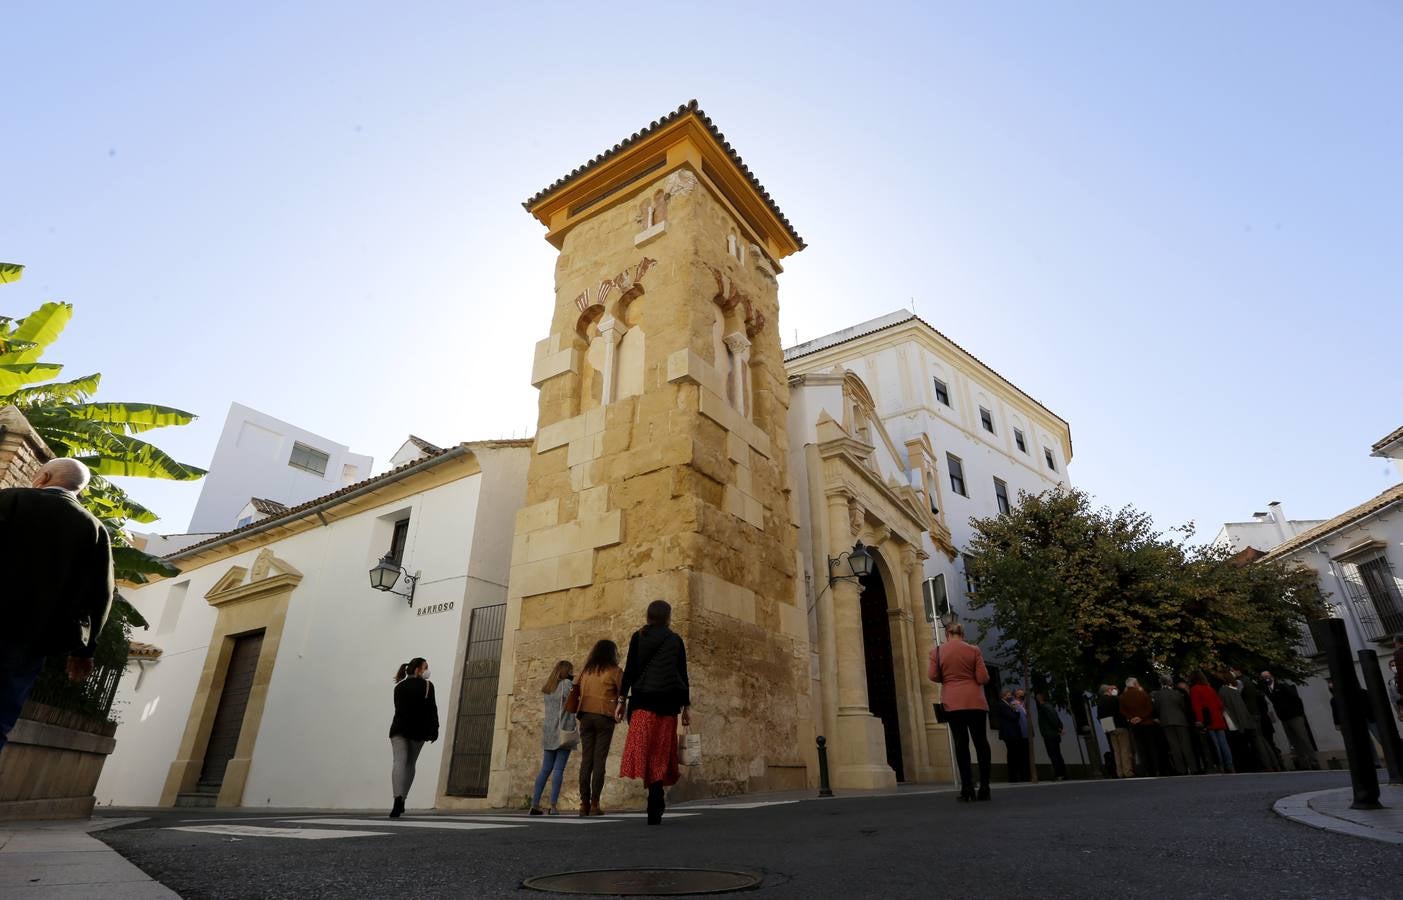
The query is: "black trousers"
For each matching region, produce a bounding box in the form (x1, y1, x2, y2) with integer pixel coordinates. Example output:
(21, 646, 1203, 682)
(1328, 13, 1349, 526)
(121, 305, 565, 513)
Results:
(1131, 724, 1164, 777)
(947, 709, 992, 794)
(1043, 735, 1068, 779)
(577, 713, 616, 804)
(1002, 736, 1030, 782)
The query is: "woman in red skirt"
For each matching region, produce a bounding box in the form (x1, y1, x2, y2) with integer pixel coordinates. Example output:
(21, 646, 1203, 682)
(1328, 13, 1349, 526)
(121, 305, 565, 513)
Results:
(619, 599, 691, 824)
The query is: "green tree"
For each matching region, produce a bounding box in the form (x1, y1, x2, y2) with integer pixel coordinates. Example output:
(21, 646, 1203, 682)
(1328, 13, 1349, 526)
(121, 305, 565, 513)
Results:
(966, 485, 1324, 694)
(3, 262, 207, 715)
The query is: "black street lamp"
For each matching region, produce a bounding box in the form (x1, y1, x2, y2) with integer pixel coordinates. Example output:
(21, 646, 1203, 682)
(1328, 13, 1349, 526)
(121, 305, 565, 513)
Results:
(369, 554, 419, 606)
(828, 540, 874, 584)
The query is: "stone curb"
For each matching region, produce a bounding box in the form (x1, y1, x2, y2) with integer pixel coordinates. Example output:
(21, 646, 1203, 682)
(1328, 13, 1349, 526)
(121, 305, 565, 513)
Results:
(1273, 787, 1403, 846)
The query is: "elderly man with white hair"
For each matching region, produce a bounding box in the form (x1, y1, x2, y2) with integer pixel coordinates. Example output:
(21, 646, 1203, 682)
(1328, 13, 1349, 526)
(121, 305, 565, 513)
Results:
(0, 457, 115, 750)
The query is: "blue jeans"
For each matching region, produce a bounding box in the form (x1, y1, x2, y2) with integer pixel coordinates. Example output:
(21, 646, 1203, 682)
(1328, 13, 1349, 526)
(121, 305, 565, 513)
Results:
(0, 642, 46, 752)
(1207, 729, 1234, 772)
(531, 748, 572, 808)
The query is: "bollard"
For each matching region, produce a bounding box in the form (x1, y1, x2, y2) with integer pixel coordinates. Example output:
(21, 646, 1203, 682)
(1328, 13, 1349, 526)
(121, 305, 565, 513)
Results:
(1357, 649, 1403, 785)
(1310, 618, 1381, 809)
(817, 735, 833, 797)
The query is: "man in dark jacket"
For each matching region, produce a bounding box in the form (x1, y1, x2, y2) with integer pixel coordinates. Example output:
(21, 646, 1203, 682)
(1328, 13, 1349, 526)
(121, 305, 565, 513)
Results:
(0, 459, 114, 750)
(1035, 691, 1068, 780)
(1153, 678, 1196, 775)
(1261, 670, 1318, 770)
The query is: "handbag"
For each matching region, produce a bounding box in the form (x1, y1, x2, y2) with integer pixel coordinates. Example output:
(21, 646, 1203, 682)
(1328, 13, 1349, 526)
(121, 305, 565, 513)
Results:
(556, 681, 580, 749)
(678, 724, 702, 766)
(1098, 716, 1117, 733)
(933, 646, 948, 724)
(564, 681, 581, 715)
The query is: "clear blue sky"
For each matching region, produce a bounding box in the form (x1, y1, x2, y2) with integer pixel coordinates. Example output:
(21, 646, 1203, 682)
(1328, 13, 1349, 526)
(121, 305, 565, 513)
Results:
(4, 2, 1399, 538)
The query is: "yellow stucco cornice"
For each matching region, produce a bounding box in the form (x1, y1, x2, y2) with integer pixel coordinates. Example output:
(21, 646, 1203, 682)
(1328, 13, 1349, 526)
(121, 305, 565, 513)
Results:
(524, 102, 805, 260)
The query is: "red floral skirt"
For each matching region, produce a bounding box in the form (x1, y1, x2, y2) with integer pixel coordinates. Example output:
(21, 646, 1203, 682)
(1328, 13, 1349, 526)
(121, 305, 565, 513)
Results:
(619, 709, 680, 787)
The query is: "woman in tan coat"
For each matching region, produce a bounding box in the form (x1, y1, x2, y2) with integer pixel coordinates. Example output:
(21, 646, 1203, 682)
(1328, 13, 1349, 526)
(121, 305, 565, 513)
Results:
(576, 639, 623, 816)
(929, 622, 992, 801)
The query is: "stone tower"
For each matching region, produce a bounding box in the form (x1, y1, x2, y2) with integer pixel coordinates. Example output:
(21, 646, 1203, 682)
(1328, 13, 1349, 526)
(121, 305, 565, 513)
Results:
(490, 102, 810, 806)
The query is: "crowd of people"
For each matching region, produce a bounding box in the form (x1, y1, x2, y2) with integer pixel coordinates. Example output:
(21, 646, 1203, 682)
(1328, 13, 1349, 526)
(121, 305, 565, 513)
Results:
(1096, 669, 1319, 777)
(928, 617, 1391, 794)
(387, 599, 691, 825)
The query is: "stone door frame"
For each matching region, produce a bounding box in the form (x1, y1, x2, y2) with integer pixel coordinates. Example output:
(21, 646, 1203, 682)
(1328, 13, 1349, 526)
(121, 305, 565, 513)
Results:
(159, 551, 302, 807)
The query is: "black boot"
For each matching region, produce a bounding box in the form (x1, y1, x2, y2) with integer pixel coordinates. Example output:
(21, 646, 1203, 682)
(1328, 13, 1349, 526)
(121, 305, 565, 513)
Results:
(646, 783, 664, 825)
(390, 796, 405, 818)
(976, 784, 991, 802)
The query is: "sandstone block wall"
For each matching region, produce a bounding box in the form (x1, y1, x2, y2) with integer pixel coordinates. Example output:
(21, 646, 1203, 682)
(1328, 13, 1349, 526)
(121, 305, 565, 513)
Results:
(495, 168, 812, 807)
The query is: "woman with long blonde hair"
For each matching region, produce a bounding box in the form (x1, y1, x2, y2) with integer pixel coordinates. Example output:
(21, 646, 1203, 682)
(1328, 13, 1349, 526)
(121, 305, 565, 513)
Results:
(529, 659, 577, 815)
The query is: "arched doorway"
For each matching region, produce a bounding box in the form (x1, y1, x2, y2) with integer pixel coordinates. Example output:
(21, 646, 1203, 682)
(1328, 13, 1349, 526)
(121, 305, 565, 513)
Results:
(858, 558, 905, 782)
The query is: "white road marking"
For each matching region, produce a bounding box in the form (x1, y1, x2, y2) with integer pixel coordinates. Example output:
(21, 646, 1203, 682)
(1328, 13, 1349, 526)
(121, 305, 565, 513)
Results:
(404, 815, 621, 825)
(289, 818, 523, 832)
(168, 824, 387, 840)
(594, 812, 700, 819)
(687, 800, 800, 809)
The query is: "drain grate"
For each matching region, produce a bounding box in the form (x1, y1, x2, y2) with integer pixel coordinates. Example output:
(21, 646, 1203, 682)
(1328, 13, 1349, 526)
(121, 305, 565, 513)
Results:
(522, 867, 763, 895)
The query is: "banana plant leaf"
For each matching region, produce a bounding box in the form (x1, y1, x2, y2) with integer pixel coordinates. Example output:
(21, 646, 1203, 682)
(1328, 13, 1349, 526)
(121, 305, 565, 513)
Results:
(3, 373, 102, 406)
(0, 362, 65, 393)
(58, 401, 197, 433)
(27, 414, 206, 480)
(113, 546, 181, 579)
(0, 262, 22, 284)
(112, 594, 149, 630)
(0, 302, 73, 365)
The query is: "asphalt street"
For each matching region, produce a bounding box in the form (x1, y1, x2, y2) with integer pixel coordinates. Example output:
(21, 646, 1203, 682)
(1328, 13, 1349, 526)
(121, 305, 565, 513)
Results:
(95, 772, 1401, 899)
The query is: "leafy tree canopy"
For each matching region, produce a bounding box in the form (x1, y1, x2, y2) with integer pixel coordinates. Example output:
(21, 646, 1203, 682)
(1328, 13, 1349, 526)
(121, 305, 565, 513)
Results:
(965, 485, 1325, 700)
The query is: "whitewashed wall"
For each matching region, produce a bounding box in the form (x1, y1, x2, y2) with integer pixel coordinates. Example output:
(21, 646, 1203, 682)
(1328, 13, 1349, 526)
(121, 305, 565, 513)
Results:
(98, 458, 524, 810)
(187, 402, 374, 533)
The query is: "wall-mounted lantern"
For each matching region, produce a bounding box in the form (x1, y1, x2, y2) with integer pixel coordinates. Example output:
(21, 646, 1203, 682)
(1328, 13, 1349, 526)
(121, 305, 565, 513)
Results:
(369, 554, 419, 606)
(828, 540, 874, 585)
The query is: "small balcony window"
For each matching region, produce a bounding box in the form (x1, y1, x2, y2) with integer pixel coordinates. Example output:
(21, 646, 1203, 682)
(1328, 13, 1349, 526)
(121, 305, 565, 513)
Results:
(289, 442, 330, 476)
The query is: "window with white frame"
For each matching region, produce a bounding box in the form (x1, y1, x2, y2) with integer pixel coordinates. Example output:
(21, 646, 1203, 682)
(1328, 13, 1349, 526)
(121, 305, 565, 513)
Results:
(289, 442, 330, 476)
(979, 407, 995, 434)
(947, 453, 967, 497)
(994, 478, 1010, 515)
(1014, 428, 1027, 453)
(933, 378, 951, 407)
(1044, 446, 1057, 472)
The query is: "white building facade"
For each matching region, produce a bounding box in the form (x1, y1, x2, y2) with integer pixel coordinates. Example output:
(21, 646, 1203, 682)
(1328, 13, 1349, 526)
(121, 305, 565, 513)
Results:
(187, 402, 374, 534)
(1214, 501, 1325, 555)
(98, 440, 530, 811)
(1246, 426, 1403, 762)
(784, 311, 1078, 779)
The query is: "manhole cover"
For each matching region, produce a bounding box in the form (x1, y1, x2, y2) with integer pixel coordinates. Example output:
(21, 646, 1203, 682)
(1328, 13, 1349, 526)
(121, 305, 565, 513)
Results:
(522, 867, 763, 895)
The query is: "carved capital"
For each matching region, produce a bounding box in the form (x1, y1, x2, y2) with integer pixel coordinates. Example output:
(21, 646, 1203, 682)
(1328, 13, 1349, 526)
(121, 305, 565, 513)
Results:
(723, 331, 751, 355)
(848, 498, 865, 536)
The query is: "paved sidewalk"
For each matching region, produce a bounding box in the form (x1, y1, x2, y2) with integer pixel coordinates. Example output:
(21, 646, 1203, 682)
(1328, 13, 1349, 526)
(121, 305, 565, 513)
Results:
(0, 817, 178, 899)
(1274, 783, 1403, 845)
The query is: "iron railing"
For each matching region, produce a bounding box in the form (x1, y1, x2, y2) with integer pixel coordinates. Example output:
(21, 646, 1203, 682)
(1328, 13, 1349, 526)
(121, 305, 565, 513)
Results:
(25, 658, 123, 722)
(1339, 553, 1403, 642)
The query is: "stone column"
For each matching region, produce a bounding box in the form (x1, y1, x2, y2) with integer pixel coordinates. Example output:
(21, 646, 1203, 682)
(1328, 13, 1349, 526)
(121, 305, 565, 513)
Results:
(906, 546, 952, 783)
(723, 331, 751, 417)
(597, 316, 625, 406)
(826, 491, 896, 790)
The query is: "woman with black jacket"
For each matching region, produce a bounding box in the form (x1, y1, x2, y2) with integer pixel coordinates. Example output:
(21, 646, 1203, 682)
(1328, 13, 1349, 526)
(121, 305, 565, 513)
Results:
(388, 656, 439, 818)
(618, 600, 690, 825)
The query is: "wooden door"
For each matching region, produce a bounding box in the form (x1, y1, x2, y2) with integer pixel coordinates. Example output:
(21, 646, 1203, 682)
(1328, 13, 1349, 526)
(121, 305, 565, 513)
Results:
(199, 631, 264, 789)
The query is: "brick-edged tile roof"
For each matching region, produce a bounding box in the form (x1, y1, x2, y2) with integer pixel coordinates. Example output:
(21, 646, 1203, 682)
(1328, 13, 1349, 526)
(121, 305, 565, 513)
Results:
(407, 434, 444, 454)
(1371, 424, 1403, 455)
(523, 100, 805, 251)
(163, 438, 536, 562)
(128, 641, 163, 659)
(1262, 482, 1403, 562)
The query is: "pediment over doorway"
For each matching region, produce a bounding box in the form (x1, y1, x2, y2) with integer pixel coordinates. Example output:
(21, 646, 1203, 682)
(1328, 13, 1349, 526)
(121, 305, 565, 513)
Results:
(204, 549, 304, 608)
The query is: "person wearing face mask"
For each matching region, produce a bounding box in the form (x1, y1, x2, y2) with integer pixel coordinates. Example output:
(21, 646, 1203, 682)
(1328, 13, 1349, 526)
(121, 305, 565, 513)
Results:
(388, 656, 439, 818)
(1098, 683, 1134, 778)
